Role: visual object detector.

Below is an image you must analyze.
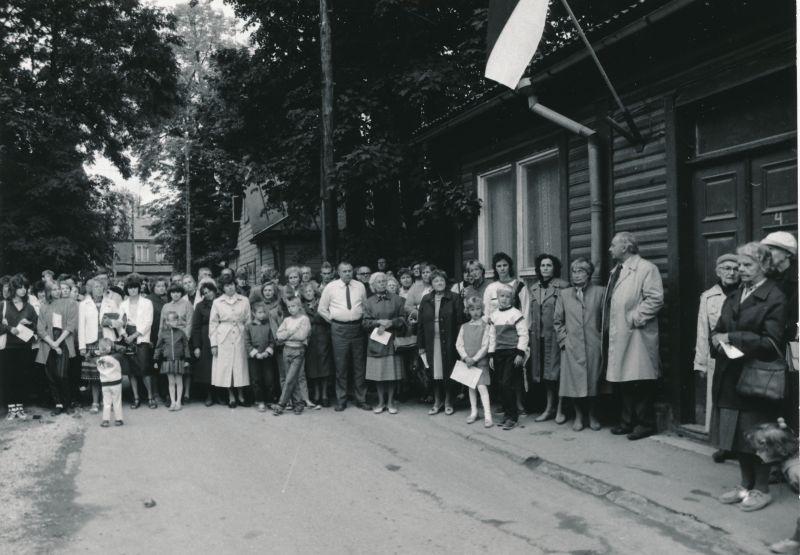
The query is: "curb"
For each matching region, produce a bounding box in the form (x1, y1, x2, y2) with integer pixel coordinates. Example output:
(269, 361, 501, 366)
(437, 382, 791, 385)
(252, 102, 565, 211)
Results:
(452, 426, 766, 555)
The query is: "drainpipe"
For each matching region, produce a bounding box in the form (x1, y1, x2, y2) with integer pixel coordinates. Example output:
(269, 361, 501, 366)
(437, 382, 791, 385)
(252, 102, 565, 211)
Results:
(520, 80, 606, 282)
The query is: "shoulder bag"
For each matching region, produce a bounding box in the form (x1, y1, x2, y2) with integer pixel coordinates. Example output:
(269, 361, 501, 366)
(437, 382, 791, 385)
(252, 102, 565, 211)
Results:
(736, 337, 787, 401)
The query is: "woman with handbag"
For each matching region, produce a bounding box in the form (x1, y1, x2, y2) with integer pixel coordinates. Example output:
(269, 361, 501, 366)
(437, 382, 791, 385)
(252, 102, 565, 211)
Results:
(711, 242, 787, 512)
(363, 273, 407, 414)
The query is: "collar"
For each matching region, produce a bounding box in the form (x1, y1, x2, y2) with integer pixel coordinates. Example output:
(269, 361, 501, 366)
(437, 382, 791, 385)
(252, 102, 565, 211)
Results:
(498, 305, 512, 311)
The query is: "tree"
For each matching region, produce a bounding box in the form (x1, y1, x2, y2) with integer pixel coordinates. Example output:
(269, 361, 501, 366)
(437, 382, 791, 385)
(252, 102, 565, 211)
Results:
(134, 0, 241, 273)
(206, 0, 489, 268)
(0, 0, 180, 276)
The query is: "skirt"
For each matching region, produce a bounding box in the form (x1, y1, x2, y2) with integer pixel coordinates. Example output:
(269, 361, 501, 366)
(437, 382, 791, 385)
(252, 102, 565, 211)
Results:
(81, 341, 101, 382)
(160, 359, 190, 376)
(432, 323, 444, 380)
(125, 343, 154, 377)
(474, 364, 491, 387)
(711, 405, 777, 454)
(366, 355, 402, 382)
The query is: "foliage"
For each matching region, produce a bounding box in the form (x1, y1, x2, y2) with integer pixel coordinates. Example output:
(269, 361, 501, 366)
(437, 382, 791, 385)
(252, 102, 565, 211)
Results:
(414, 177, 482, 230)
(209, 0, 490, 268)
(0, 0, 180, 276)
(134, 0, 241, 273)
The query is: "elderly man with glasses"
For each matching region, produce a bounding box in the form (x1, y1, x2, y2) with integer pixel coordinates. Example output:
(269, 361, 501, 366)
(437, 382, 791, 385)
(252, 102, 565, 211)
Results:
(694, 254, 740, 461)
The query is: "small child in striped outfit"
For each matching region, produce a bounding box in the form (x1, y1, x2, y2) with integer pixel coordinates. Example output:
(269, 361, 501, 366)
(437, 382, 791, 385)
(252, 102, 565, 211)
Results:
(95, 338, 124, 427)
(488, 285, 529, 430)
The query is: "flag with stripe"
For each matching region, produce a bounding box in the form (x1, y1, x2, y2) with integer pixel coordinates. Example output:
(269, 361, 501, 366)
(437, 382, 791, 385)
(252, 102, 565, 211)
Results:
(485, 0, 550, 89)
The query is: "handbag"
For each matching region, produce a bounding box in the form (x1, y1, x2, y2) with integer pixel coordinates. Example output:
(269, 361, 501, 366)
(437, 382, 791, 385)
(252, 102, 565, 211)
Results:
(0, 301, 6, 350)
(393, 335, 418, 352)
(736, 338, 787, 401)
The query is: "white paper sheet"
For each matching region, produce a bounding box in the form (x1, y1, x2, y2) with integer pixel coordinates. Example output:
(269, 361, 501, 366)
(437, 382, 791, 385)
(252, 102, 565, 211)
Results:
(15, 324, 34, 342)
(450, 360, 482, 389)
(720, 341, 744, 359)
(369, 328, 391, 345)
(52, 313, 63, 330)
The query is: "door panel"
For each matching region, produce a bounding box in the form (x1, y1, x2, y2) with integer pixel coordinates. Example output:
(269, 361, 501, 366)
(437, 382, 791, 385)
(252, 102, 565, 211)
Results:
(691, 162, 747, 294)
(751, 149, 798, 236)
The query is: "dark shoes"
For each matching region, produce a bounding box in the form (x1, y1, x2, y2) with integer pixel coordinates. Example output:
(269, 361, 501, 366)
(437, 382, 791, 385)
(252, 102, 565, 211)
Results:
(115, 420, 124, 426)
(610, 425, 633, 435)
(321, 398, 331, 408)
(712, 449, 734, 463)
(502, 419, 518, 430)
(334, 402, 347, 412)
(626, 427, 654, 441)
(273, 404, 285, 416)
(51, 406, 64, 417)
(356, 402, 372, 411)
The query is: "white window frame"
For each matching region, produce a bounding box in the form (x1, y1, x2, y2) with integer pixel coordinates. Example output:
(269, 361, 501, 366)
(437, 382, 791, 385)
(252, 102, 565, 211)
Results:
(477, 163, 513, 279)
(516, 148, 559, 277)
(477, 147, 560, 279)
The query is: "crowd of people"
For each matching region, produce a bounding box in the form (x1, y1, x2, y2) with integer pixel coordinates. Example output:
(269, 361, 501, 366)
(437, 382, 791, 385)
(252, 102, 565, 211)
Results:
(0, 231, 797, 544)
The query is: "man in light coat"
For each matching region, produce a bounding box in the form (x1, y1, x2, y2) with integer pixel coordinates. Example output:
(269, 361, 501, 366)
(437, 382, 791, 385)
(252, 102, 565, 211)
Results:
(602, 232, 664, 440)
(693, 255, 739, 441)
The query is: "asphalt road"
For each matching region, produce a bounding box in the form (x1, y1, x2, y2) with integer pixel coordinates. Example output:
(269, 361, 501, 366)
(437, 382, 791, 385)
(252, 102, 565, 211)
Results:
(45, 403, 716, 554)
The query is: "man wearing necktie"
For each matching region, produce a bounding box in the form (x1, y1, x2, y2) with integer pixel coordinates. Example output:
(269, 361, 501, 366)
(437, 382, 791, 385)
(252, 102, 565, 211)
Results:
(318, 262, 371, 411)
(601, 232, 664, 440)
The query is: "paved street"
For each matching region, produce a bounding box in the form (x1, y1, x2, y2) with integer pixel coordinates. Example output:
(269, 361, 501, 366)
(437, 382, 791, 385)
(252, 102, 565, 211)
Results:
(3, 402, 762, 555)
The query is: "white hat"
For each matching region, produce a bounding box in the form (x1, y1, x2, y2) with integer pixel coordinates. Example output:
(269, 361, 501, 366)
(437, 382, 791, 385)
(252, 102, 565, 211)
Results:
(761, 231, 798, 257)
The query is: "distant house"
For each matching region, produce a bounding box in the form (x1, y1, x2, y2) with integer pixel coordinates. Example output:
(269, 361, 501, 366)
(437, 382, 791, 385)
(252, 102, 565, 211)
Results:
(113, 200, 172, 278)
(228, 183, 346, 281)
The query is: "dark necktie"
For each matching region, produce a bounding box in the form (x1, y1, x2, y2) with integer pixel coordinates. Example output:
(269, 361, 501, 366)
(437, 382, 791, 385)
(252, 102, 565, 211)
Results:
(346, 282, 352, 310)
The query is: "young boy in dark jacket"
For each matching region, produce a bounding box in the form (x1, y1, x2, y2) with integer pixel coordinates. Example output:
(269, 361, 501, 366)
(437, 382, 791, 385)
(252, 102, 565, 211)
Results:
(245, 302, 276, 412)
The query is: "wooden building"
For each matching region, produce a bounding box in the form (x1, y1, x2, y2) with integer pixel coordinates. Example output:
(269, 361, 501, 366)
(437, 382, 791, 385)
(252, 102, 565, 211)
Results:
(415, 0, 797, 436)
(229, 183, 346, 281)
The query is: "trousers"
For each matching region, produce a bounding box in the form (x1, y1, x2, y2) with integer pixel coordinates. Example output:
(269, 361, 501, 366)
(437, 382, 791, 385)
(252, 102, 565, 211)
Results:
(249, 357, 276, 404)
(279, 347, 306, 406)
(45, 351, 70, 407)
(330, 322, 366, 403)
(102, 384, 123, 421)
(617, 379, 656, 431)
(495, 350, 522, 422)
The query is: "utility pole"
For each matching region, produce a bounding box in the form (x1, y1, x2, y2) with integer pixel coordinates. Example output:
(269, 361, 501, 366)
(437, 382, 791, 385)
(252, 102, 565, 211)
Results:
(319, 0, 336, 261)
(130, 197, 136, 275)
(185, 132, 192, 275)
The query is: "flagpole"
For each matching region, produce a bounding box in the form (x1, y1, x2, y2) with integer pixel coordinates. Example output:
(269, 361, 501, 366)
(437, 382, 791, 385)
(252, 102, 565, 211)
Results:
(559, 0, 644, 147)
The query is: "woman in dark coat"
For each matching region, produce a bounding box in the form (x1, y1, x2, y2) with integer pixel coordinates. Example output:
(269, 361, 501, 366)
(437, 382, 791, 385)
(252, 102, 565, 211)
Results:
(300, 282, 333, 407)
(711, 242, 787, 513)
(417, 270, 464, 415)
(1, 274, 38, 419)
(529, 254, 570, 423)
(191, 280, 217, 406)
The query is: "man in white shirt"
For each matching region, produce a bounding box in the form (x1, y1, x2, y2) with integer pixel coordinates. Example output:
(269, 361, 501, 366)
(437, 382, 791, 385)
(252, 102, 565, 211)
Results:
(318, 261, 371, 411)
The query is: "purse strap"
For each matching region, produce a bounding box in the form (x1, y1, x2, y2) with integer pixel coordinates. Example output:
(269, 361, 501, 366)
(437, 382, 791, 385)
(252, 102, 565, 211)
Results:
(766, 337, 784, 359)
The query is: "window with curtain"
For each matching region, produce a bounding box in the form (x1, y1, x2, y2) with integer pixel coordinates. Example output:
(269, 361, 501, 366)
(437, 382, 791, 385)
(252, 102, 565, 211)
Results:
(485, 169, 516, 258)
(478, 148, 562, 277)
(522, 153, 561, 271)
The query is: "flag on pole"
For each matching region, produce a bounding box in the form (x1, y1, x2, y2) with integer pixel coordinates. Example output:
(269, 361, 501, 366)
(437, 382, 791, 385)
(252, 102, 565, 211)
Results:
(485, 0, 550, 89)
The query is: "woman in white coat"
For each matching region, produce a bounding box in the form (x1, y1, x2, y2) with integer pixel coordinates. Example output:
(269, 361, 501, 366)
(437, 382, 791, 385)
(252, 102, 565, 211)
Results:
(209, 273, 251, 408)
(118, 275, 155, 409)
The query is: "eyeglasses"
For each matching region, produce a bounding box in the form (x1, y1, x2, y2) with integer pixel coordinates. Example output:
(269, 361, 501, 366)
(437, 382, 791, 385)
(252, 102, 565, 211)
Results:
(719, 266, 739, 273)
(357, 272, 370, 276)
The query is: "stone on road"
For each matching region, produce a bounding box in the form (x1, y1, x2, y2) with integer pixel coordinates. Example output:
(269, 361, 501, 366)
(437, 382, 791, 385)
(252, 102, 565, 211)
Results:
(42, 406, 719, 553)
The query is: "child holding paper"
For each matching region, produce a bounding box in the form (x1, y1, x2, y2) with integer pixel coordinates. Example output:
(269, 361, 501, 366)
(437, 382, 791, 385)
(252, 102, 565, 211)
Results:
(456, 296, 492, 427)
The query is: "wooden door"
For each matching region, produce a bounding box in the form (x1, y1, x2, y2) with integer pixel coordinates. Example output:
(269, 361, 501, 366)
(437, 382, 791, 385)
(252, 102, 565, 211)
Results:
(688, 145, 798, 429)
(750, 148, 798, 237)
(690, 161, 748, 296)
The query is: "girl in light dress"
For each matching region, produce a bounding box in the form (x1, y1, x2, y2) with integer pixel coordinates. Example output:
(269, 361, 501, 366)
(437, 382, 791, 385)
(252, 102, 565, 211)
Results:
(456, 296, 492, 428)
